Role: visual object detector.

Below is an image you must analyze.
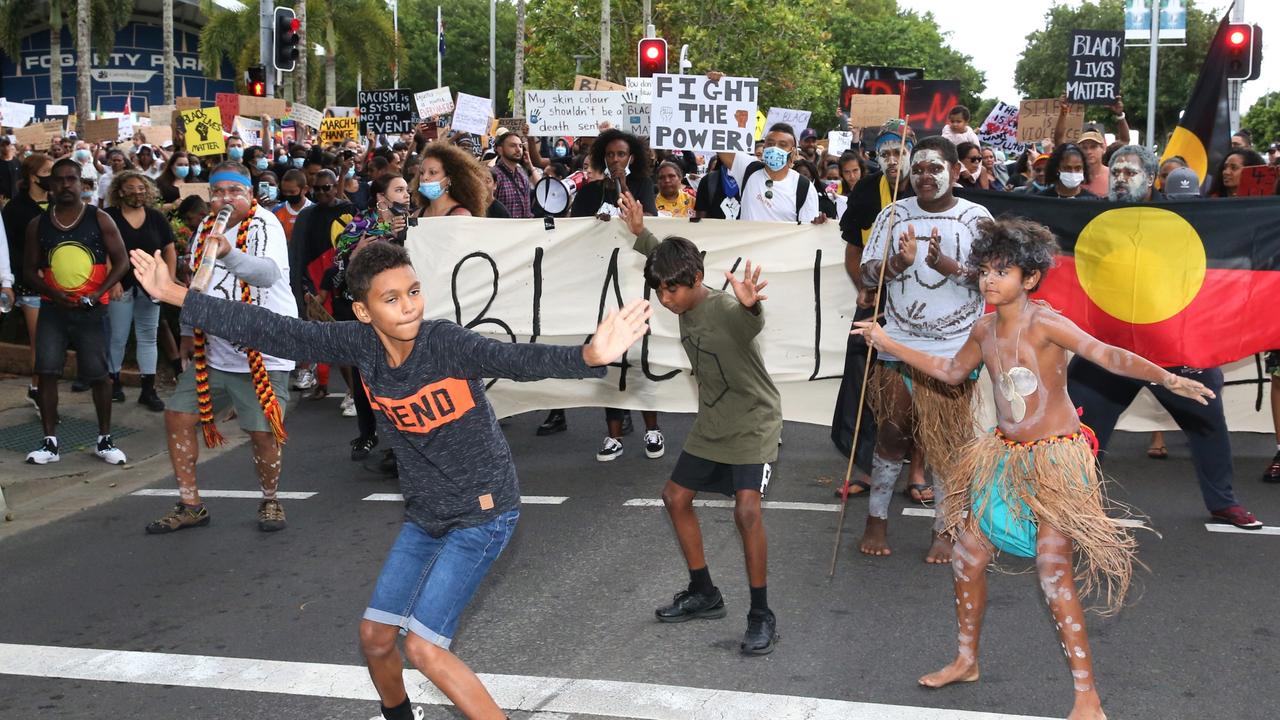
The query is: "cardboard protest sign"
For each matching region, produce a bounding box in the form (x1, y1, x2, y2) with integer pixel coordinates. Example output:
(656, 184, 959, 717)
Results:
(524, 90, 625, 136)
(764, 107, 811, 135)
(1067, 30, 1123, 105)
(1018, 98, 1083, 143)
(1238, 165, 1279, 196)
(901, 80, 960, 134)
(414, 87, 454, 119)
(319, 116, 359, 145)
(626, 77, 654, 102)
(116, 112, 134, 140)
(827, 131, 854, 157)
(650, 74, 758, 153)
(358, 89, 414, 135)
(496, 117, 529, 135)
(175, 96, 202, 112)
(848, 94, 900, 128)
(214, 93, 239, 132)
(624, 97, 650, 137)
(181, 107, 227, 156)
(289, 103, 324, 130)
(179, 183, 209, 201)
(839, 65, 922, 112)
(14, 120, 63, 148)
(452, 92, 494, 135)
(574, 75, 626, 92)
(140, 126, 173, 147)
(82, 117, 119, 144)
(234, 116, 262, 146)
(978, 101, 1023, 153)
(150, 104, 175, 127)
(239, 95, 288, 118)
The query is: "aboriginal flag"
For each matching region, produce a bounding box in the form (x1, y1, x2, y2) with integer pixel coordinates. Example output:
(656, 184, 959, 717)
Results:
(958, 189, 1280, 369)
(1160, 12, 1233, 189)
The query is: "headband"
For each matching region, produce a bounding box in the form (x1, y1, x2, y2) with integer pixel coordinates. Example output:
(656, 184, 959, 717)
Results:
(209, 171, 251, 187)
(875, 133, 914, 152)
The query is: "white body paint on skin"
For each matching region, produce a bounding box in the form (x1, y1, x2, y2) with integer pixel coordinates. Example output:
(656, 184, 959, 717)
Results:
(909, 149, 950, 202)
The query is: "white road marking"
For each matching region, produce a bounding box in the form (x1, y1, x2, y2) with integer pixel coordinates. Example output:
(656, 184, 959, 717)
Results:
(623, 498, 838, 512)
(1204, 523, 1280, 536)
(901, 507, 1147, 529)
(362, 494, 568, 505)
(0, 643, 1058, 720)
(131, 489, 317, 500)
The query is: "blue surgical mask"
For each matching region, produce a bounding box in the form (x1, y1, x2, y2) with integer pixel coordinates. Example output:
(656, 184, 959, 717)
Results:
(291, 157, 305, 169)
(81, 190, 94, 200)
(189, 163, 201, 177)
(255, 157, 269, 171)
(554, 146, 567, 158)
(263, 185, 278, 201)
(762, 146, 789, 172)
(345, 166, 356, 179)
(228, 146, 244, 160)
(419, 180, 444, 201)
(174, 165, 190, 179)
(74, 149, 91, 162)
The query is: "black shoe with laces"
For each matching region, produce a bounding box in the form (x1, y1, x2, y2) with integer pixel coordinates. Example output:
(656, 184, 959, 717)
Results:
(1263, 451, 1280, 483)
(110, 375, 126, 403)
(71, 379, 90, 393)
(740, 608, 779, 655)
(655, 587, 727, 623)
(351, 434, 378, 461)
(536, 410, 567, 436)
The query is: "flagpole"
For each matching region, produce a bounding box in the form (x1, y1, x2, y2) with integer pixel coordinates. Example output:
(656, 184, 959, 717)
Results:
(437, 6, 443, 89)
(1146, 0, 1159, 150)
(393, 0, 399, 89)
(489, 0, 496, 116)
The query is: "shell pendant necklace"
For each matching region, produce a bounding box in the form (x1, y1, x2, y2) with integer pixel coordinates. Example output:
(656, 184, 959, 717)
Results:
(993, 301, 1038, 422)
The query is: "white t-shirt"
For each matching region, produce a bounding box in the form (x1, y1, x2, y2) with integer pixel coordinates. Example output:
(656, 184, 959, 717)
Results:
(729, 153, 819, 223)
(188, 205, 297, 373)
(941, 126, 981, 149)
(861, 196, 990, 361)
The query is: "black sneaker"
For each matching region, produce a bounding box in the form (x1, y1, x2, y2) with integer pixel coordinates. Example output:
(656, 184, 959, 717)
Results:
(655, 587, 727, 623)
(741, 608, 779, 655)
(71, 379, 90, 393)
(644, 429, 665, 459)
(350, 434, 378, 461)
(26, 385, 39, 408)
(111, 376, 126, 403)
(620, 413, 634, 436)
(378, 448, 398, 477)
(536, 410, 567, 436)
(1264, 451, 1280, 483)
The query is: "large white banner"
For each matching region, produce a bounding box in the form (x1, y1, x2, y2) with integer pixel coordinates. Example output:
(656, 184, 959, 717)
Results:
(405, 218, 1274, 433)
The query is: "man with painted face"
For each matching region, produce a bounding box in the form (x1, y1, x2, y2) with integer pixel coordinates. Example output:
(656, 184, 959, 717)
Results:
(145, 161, 298, 535)
(858, 136, 992, 562)
(1066, 145, 1265, 530)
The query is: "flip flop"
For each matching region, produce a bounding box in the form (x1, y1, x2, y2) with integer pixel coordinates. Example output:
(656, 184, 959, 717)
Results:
(833, 479, 871, 499)
(1146, 446, 1168, 460)
(905, 483, 934, 504)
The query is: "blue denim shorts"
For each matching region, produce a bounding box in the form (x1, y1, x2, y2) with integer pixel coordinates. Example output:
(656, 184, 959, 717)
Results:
(364, 509, 519, 649)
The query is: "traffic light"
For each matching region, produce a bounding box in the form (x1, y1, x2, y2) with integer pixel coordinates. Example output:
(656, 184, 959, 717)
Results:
(637, 37, 667, 78)
(1223, 23, 1262, 81)
(273, 6, 301, 72)
(247, 65, 267, 97)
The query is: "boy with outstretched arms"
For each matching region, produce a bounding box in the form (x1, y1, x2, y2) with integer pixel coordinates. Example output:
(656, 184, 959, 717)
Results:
(128, 242, 651, 720)
(852, 217, 1213, 720)
(617, 192, 782, 655)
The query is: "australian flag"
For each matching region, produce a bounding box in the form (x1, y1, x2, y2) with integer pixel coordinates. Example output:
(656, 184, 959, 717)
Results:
(438, 15, 446, 56)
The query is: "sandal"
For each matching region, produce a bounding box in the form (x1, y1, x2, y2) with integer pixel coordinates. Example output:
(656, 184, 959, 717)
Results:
(833, 479, 871, 498)
(905, 483, 934, 504)
(1146, 446, 1168, 460)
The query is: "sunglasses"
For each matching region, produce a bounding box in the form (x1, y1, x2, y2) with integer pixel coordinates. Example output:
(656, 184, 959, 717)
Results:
(965, 155, 981, 162)
(313, 184, 335, 193)
(764, 178, 776, 200)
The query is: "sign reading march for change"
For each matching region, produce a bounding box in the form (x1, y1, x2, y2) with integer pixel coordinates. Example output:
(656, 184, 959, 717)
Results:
(319, 116, 359, 144)
(181, 107, 226, 156)
(649, 73, 758, 153)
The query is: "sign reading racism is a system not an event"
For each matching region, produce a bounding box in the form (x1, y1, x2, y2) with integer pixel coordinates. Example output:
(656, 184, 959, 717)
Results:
(357, 89, 414, 135)
(650, 73, 758, 153)
(1066, 29, 1123, 105)
(524, 90, 626, 136)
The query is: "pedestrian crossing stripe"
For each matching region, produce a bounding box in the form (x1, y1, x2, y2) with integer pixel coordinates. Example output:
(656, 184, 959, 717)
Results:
(131, 489, 317, 500)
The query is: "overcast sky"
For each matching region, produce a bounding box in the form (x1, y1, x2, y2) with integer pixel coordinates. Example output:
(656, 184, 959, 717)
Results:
(898, 0, 1276, 115)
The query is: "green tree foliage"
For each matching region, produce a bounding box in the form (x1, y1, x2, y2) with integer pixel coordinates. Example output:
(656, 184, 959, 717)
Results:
(1015, 0, 1220, 143)
(1242, 92, 1280, 148)
(523, 0, 645, 91)
(399, 0, 516, 115)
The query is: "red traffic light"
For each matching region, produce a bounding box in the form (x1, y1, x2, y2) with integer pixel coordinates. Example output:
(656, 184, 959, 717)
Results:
(644, 45, 660, 60)
(1223, 23, 1261, 81)
(1228, 29, 1247, 46)
(636, 37, 667, 78)
(249, 81, 266, 97)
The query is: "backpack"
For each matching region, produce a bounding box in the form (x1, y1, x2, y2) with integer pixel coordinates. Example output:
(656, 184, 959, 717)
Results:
(741, 161, 813, 224)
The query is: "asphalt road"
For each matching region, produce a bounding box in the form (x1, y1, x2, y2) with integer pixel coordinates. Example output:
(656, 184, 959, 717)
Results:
(1, 397, 1278, 720)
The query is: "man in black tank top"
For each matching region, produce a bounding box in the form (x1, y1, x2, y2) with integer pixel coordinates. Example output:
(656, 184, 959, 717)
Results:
(21, 157, 130, 466)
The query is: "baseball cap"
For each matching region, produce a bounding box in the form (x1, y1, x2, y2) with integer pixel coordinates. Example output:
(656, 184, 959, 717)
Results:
(800, 127, 818, 141)
(1030, 150, 1049, 167)
(1078, 130, 1105, 146)
(1164, 167, 1200, 199)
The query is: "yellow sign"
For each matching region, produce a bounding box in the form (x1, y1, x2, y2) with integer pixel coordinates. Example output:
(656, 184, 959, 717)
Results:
(181, 107, 226, 156)
(319, 116, 359, 145)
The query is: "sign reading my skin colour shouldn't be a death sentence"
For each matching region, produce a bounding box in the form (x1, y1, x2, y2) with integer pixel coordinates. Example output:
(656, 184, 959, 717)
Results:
(524, 90, 626, 136)
(649, 73, 758, 153)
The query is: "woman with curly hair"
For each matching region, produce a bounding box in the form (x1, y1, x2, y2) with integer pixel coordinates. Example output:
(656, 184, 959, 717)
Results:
(104, 170, 177, 410)
(571, 127, 657, 217)
(419, 142, 490, 217)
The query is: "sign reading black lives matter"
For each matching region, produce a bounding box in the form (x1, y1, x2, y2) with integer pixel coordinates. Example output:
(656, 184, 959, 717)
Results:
(1066, 30, 1124, 105)
(358, 89, 415, 135)
(650, 73, 758, 153)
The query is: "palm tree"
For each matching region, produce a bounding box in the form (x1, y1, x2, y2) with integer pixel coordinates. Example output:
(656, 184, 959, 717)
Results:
(73, 0, 133, 127)
(76, 0, 90, 126)
(513, 0, 525, 116)
(0, 0, 130, 115)
(163, 0, 174, 104)
(295, 0, 306, 106)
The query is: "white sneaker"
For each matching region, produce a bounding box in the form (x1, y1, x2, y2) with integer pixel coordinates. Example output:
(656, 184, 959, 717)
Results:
(340, 393, 355, 412)
(596, 436, 624, 462)
(95, 435, 127, 465)
(367, 706, 425, 720)
(644, 429, 665, 459)
(26, 436, 60, 464)
(292, 368, 316, 390)
(342, 401, 358, 417)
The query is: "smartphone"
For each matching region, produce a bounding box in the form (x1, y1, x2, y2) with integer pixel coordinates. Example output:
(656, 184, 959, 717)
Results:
(257, 181, 269, 196)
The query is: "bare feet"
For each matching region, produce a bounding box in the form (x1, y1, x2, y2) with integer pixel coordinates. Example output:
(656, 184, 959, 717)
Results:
(924, 531, 953, 564)
(918, 658, 980, 688)
(1067, 693, 1106, 720)
(859, 516, 891, 556)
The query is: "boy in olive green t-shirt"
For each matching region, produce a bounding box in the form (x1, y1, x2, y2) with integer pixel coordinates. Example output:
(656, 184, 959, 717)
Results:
(618, 192, 782, 656)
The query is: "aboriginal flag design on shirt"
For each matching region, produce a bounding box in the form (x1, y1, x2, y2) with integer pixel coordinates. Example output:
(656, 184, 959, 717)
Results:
(37, 207, 109, 303)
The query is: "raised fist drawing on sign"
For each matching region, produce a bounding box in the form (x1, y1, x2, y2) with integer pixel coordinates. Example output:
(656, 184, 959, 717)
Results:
(192, 116, 217, 142)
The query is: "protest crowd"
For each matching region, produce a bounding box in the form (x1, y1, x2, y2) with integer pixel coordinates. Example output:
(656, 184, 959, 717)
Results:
(1, 19, 1279, 720)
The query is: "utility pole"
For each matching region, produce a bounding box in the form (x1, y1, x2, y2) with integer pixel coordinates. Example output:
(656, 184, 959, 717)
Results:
(1145, 0, 1158, 149)
(642, 0, 650, 29)
(260, 0, 273, 97)
(1229, 0, 1246, 131)
(489, 0, 496, 114)
(600, 0, 610, 80)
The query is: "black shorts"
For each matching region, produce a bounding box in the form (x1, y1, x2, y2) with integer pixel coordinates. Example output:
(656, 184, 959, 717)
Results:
(35, 303, 110, 382)
(672, 451, 773, 497)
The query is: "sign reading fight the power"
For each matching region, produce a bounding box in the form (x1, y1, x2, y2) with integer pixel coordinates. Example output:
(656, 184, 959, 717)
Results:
(649, 74, 758, 153)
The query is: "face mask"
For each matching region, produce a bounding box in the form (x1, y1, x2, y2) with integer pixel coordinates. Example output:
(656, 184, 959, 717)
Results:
(174, 165, 190, 179)
(420, 180, 444, 201)
(262, 185, 278, 202)
(1058, 171, 1084, 189)
(36, 176, 52, 191)
(189, 163, 201, 177)
(255, 157, 269, 171)
(391, 201, 410, 214)
(276, 154, 288, 164)
(74, 149, 91, 162)
(345, 166, 356, 179)
(23, 151, 31, 158)
(554, 146, 567, 158)
(228, 146, 244, 160)
(291, 157, 305, 169)
(80, 190, 94, 200)
(762, 146, 789, 172)
(279, 193, 301, 204)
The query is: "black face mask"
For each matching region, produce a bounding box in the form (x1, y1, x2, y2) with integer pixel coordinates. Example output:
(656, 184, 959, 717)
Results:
(35, 176, 53, 191)
(279, 193, 302, 204)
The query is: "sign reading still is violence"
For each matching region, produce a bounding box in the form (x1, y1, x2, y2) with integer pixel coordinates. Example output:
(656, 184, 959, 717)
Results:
(650, 74, 758, 153)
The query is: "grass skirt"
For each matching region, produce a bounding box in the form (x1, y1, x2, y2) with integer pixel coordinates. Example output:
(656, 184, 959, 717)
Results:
(867, 361, 979, 475)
